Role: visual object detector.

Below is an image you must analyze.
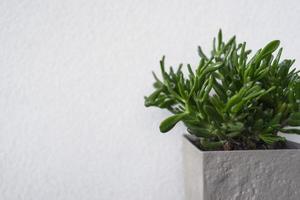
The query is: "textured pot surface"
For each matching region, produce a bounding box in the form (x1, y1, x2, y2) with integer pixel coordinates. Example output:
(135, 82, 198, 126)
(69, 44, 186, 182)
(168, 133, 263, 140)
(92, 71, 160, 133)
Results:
(183, 136, 300, 200)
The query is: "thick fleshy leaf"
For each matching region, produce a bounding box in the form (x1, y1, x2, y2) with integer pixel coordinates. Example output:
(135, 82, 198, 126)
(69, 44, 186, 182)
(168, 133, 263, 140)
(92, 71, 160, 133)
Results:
(187, 127, 214, 138)
(258, 133, 286, 144)
(289, 112, 300, 120)
(255, 40, 280, 62)
(198, 46, 208, 60)
(227, 131, 241, 138)
(217, 29, 222, 49)
(280, 128, 300, 135)
(159, 113, 188, 133)
(204, 105, 223, 122)
(212, 78, 227, 101)
(224, 93, 242, 112)
(144, 89, 162, 107)
(287, 119, 300, 126)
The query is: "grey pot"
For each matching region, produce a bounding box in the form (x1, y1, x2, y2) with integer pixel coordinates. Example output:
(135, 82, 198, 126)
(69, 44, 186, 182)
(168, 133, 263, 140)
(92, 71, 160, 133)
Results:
(183, 135, 300, 200)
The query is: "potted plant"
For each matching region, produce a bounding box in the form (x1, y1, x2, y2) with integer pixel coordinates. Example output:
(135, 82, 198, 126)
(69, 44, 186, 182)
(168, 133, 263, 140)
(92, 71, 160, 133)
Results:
(144, 30, 300, 200)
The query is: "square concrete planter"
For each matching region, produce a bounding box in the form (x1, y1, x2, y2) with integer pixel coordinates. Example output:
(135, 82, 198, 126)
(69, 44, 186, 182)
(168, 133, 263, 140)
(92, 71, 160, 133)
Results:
(183, 135, 300, 200)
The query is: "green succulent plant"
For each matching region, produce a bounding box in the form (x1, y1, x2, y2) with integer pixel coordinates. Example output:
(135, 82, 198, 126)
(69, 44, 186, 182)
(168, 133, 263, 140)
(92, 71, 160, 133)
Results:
(144, 30, 300, 151)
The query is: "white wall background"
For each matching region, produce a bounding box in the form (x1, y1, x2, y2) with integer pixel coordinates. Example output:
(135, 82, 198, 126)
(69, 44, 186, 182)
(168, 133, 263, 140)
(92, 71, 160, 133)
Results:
(0, 0, 299, 199)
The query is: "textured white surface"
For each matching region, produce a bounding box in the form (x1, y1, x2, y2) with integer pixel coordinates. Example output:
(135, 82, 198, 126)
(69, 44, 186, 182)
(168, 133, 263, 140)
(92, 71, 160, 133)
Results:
(0, 0, 300, 200)
(183, 138, 300, 200)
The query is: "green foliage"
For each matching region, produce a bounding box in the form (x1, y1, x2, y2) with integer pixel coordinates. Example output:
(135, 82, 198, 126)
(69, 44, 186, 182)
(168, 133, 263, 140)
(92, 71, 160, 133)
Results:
(144, 30, 300, 150)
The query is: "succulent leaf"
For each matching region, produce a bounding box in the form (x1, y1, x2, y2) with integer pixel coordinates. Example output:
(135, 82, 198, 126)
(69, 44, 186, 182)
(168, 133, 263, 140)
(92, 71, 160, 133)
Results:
(159, 113, 188, 133)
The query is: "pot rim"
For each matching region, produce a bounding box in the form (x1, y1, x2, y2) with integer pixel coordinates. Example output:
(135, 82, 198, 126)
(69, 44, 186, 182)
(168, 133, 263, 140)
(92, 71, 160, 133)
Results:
(184, 134, 300, 153)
